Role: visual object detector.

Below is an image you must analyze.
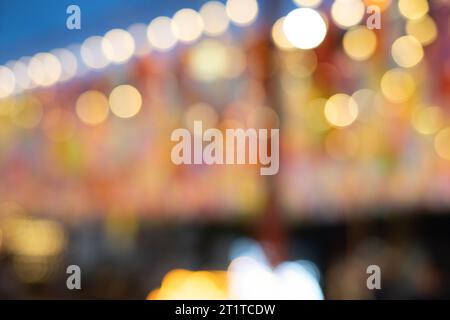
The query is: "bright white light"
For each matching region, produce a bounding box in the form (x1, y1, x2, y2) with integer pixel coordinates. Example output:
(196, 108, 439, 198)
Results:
(228, 256, 324, 300)
(200, 1, 230, 36)
(51, 48, 78, 81)
(226, 0, 259, 26)
(0, 66, 15, 98)
(27, 52, 62, 87)
(81, 36, 111, 69)
(102, 29, 135, 64)
(147, 16, 178, 51)
(283, 8, 327, 49)
(172, 8, 204, 43)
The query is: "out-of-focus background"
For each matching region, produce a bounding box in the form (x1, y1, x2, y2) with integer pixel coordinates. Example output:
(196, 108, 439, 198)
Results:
(0, 0, 449, 299)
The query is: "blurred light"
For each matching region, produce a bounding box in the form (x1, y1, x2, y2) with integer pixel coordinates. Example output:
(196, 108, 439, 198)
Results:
(200, 1, 230, 36)
(324, 93, 359, 127)
(0, 66, 15, 98)
(294, 0, 323, 8)
(128, 23, 152, 56)
(276, 262, 324, 300)
(406, 15, 438, 46)
(380, 68, 416, 103)
(272, 17, 295, 50)
(188, 39, 228, 81)
(76, 90, 109, 125)
(226, 0, 258, 26)
(6, 218, 65, 257)
(9, 96, 43, 129)
(28, 52, 62, 87)
(148, 270, 228, 300)
(228, 256, 324, 300)
(331, 0, 365, 29)
(81, 36, 111, 69)
(412, 106, 444, 135)
(283, 8, 327, 49)
(434, 128, 450, 160)
(51, 48, 78, 81)
(364, 0, 391, 11)
(343, 26, 377, 61)
(391, 36, 424, 68)
(172, 8, 204, 43)
(8, 60, 31, 91)
(398, 0, 429, 20)
(102, 29, 135, 64)
(109, 84, 142, 119)
(147, 16, 178, 51)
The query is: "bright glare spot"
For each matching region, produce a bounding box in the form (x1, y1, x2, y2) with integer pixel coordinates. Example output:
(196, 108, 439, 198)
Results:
(226, 0, 259, 26)
(200, 1, 230, 36)
(398, 0, 429, 20)
(406, 15, 438, 46)
(102, 29, 135, 64)
(380, 68, 416, 103)
(51, 48, 78, 81)
(294, 0, 323, 8)
(27, 52, 62, 87)
(147, 16, 178, 51)
(188, 39, 228, 82)
(343, 26, 377, 61)
(391, 35, 424, 68)
(172, 8, 204, 43)
(412, 106, 444, 135)
(331, 0, 365, 29)
(148, 270, 228, 300)
(228, 256, 324, 300)
(0, 66, 15, 98)
(109, 85, 142, 119)
(81, 36, 111, 69)
(76, 90, 109, 125)
(283, 8, 327, 50)
(272, 17, 295, 50)
(324, 93, 359, 127)
(434, 128, 450, 160)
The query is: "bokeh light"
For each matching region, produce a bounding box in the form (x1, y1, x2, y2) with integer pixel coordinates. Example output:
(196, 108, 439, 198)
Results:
(200, 1, 230, 36)
(226, 0, 259, 26)
(398, 0, 429, 20)
(406, 15, 438, 46)
(27, 52, 62, 87)
(81, 36, 111, 69)
(283, 8, 327, 50)
(434, 128, 450, 160)
(324, 93, 359, 127)
(331, 0, 365, 29)
(147, 16, 178, 51)
(391, 36, 424, 68)
(172, 8, 204, 43)
(380, 68, 416, 103)
(102, 29, 136, 64)
(75, 90, 109, 125)
(0, 66, 15, 98)
(109, 84, 142, 119)
(343, 26, 377, 61)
